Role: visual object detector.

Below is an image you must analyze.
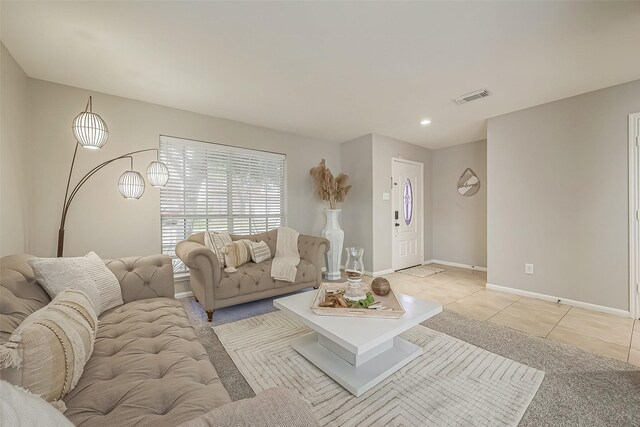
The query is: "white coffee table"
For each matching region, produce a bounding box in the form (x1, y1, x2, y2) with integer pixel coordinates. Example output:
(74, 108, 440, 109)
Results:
(274, 289, 442, 397)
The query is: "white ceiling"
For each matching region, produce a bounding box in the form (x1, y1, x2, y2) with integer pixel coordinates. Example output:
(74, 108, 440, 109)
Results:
(2, 1, 640, 148)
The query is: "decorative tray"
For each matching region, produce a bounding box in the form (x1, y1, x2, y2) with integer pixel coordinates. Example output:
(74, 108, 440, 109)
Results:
(310, 282, 406, 319)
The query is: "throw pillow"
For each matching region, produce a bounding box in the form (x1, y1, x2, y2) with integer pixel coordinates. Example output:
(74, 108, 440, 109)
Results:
(0, 380, 74, 426)
(223, 240, 252, 273)
(204, 231, 232, 267)
(248, 241, 272, 263)
(28, 258, 101, 314)
(83, 252, 123, 312)
(0, 289, 98, 404)
(28, 252, 123, 315)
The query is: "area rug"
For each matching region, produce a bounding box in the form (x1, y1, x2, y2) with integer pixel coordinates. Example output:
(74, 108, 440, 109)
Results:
(213, 311, 544, 427)
(398, 265, 445, 278)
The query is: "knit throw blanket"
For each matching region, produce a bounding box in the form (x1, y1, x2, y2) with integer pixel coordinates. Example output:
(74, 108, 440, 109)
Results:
(270, 227, 300, 283)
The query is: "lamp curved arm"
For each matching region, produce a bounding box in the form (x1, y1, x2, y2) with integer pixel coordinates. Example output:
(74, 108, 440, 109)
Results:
(57, 147, 158, 256)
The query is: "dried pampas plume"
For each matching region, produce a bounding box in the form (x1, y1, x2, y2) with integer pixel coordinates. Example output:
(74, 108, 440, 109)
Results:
(310, 159, 352, 209)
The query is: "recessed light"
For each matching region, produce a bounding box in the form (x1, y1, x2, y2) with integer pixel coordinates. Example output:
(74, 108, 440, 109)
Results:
(420, 119, 431, 126)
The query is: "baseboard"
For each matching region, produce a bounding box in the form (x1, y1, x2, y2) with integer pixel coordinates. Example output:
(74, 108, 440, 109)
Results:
(365, 269, 395, 277)
(423, 259, 487, 272)
(323, 265, 394, 277)
(486, 283, 631, 318)
(174, 291, 194, 300)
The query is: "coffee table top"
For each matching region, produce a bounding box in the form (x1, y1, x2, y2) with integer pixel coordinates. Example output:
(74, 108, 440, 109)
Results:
(274, 289, 442, 355)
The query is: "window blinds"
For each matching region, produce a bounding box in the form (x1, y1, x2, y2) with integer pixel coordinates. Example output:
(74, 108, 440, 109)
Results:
(160, 135, 286, 273)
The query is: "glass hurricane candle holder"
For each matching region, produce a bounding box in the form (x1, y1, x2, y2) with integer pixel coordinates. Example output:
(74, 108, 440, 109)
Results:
(344, 247, 366, 300)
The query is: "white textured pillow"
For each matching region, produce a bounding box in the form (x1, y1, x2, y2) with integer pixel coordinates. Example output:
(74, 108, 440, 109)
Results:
(248, 241, 271, 263)
(83, 252, 123, 312)
(0, 381, 73, 426)
(28, 252, 123, 315)
(28, 258, 101, 314)
(0, 290, 98, 405)
(204, 231, 232, 267)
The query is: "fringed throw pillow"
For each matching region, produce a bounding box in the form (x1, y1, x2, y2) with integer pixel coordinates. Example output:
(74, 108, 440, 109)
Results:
(0, 289, 98, 407)
(223, 240, 252, 273)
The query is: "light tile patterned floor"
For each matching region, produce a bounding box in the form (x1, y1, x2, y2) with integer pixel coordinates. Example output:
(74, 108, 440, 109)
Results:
(374, 264, 639, 365)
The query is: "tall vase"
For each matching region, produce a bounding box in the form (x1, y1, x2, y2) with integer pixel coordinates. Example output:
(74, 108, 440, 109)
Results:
(321, 209, 344, 280)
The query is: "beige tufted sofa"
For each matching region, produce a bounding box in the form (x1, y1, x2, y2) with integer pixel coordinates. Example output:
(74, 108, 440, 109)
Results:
(176, 230, 329, 321)
(0, 254, 319, 427)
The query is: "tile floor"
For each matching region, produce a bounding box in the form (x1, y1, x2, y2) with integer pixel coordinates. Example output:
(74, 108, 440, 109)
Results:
(367, 264, 639, 365)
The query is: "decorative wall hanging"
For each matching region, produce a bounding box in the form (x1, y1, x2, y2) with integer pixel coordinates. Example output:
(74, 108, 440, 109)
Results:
(457, 168, 480, 196)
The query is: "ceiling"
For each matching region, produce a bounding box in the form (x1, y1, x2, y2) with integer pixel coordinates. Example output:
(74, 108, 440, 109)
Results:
(2, 1, 640, 148)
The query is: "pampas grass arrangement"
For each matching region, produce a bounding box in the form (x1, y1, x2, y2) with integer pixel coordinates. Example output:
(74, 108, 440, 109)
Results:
(310, 159, 352, 209)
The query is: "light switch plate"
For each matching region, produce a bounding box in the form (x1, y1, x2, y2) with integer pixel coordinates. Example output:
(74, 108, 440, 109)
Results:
(382, 192, 390, 201)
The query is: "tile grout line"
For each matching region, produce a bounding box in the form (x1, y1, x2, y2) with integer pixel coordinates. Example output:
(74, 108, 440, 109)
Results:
(545, 306, 573, 339)
(486, 294, 522, 321)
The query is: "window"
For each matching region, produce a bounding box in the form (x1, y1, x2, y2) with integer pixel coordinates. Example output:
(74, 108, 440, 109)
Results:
(403, 178, 413, 226)
(160, 135, 286, 273)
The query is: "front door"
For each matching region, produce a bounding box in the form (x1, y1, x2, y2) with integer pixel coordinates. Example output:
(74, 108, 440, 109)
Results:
(392, 158, 423, 270)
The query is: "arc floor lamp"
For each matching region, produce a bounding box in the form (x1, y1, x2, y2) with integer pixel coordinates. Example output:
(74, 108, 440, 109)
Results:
(57, 96, 169, 257)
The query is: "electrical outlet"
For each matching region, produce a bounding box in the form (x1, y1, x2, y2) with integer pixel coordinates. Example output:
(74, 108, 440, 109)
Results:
(525, 264, 534, 275)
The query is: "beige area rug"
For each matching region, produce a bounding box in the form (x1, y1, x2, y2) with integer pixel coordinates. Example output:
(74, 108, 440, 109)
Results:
(214, 311, 544, 427)
(398, 265, 445, 278)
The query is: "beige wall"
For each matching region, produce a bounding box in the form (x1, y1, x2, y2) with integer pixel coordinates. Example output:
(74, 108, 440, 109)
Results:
(341, 135, 374, 269)
(487, 79, 640, 311)
(372, 134, 433, 273)
(0, 44, 30, 256)
(27, 79, 341, 258)
(432, 140, 487, 267)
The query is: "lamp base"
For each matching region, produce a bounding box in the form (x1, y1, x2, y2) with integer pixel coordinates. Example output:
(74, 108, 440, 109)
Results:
(57, 229, 65, 257)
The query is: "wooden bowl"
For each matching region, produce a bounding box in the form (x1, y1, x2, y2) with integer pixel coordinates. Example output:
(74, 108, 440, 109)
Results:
(371, 277, 391, 296)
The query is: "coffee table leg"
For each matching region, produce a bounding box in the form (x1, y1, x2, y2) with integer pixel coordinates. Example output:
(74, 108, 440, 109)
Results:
(291, 332, 422, 397)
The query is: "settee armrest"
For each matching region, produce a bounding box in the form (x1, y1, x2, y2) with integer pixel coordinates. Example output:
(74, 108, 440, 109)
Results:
(176, 240, 222, 284)
(105, 255, 174, 303)
(175, 240, 220, 273)
(175, 240, 221, 312)
(177, 387, 320, 427)
(298, 234, 329, 285)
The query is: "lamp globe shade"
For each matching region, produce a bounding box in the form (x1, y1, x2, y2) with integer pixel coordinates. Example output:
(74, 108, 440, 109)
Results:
(146, 161, 169, 187)
(118, 171, 145, 199)
(72, 111, 109, 149)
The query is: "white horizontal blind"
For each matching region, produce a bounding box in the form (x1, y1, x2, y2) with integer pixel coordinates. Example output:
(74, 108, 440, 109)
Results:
(160, 136, 286, 273)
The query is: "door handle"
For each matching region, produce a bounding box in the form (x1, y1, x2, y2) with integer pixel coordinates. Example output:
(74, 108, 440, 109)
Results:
(395, 223, 400, 227)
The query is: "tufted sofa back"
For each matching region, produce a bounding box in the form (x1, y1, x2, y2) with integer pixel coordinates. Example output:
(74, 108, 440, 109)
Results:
(104, 255, 174, 304)
(0, 254, 175, 344)
(187, 229, 316, 259)
(0, 254, 50, 343)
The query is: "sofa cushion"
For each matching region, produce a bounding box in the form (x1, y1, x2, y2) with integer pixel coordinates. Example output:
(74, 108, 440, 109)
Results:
(216, 259, 318, 300)
(63, 298, 231, 426)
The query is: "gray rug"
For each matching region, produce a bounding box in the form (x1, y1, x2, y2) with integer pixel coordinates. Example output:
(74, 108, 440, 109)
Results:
(214, 311, 544, 427)
(181, 298, 640, 426)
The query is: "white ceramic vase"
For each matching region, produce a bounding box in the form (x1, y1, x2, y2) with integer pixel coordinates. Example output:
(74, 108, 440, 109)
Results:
(321, 209, 344, 280)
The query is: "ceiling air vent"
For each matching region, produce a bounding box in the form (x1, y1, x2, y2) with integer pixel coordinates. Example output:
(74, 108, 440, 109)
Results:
(454, 89, 491, 105)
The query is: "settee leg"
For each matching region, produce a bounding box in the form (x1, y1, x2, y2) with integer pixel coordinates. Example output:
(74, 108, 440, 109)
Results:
(206, 310, 214, 322)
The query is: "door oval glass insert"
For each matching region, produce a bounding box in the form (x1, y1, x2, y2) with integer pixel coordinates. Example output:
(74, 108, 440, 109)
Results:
(403, 178, 413, 226)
